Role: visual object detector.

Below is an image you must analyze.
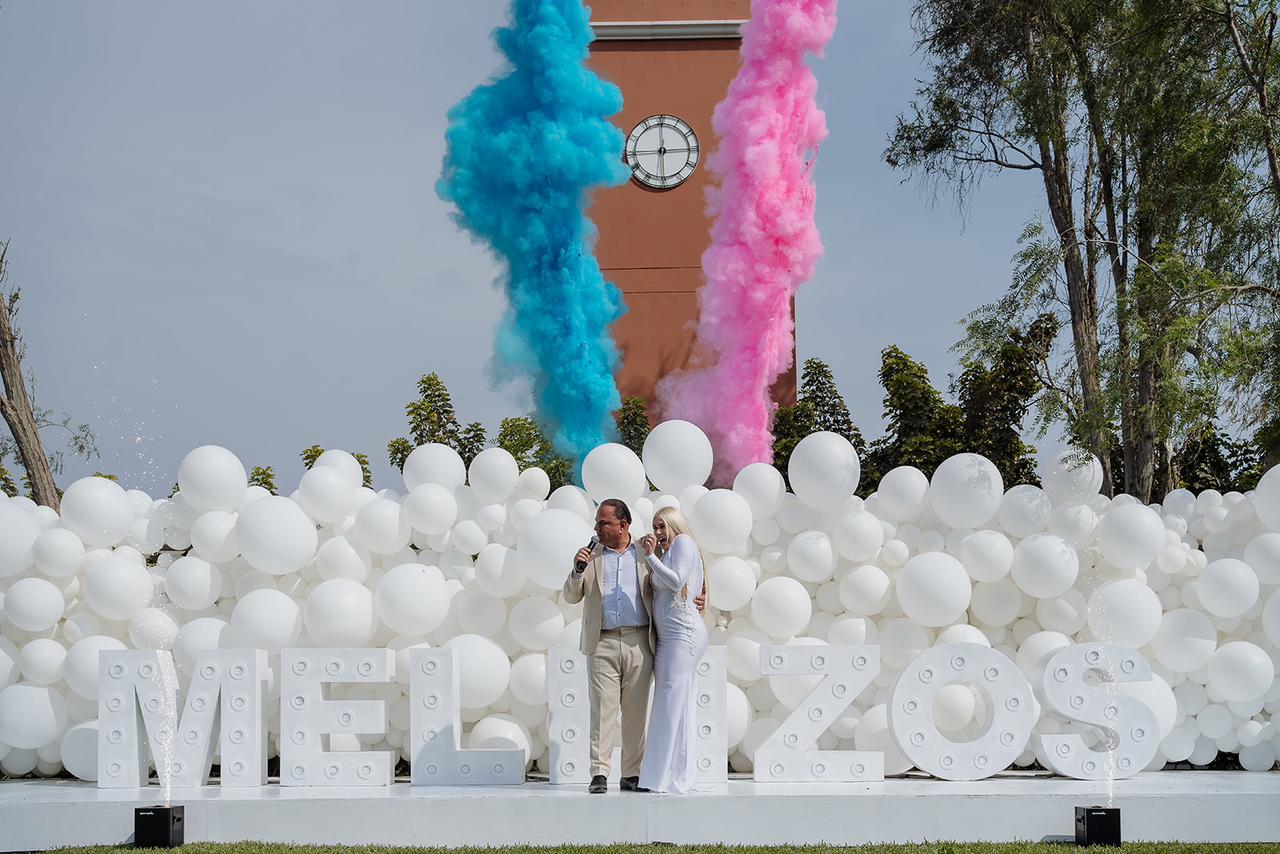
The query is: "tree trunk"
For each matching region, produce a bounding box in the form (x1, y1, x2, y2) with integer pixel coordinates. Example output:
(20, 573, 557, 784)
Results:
(1035, 119, 1113, 495)
(1072, 39, 1130, 499)
(0, 244, 61, 511)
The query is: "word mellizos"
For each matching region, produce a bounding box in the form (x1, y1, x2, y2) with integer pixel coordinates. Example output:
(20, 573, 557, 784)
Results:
(97, 641, 1158, 789)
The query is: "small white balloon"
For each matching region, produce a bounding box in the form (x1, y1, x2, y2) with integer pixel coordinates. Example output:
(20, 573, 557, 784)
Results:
(707, 556, 756, 611)
(354, 498, 412, 555)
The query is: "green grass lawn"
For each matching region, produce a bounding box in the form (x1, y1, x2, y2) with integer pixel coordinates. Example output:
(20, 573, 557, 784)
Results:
(51, 845, 1280, 854)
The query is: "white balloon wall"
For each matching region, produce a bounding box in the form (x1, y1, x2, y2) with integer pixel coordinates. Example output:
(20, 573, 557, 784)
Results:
(2, 426, 1279, 780)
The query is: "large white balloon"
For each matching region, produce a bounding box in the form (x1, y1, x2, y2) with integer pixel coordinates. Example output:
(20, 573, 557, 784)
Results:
(1040, 449, 1103, 507)
(707, 556, 756, 611)
(0, 682, 66, 749)
(689, 489, 753, 554)
(896, 552, 972, 627)
(581, 443, 646, 504)
(0, 504, 40, 579)
(642, 420, 713, 495)
(83, 553, 153, 621)
(750, 577, 812, 639)
(1207, 641, 1273, 704)
(1196, 558, 1259, 619)
(305, 579, 376, 646)
(929, 454, 1004, 530)
(3, 578, 65, 633)
(876, 466, 930, 523)
(1010, 533, 1079, 598)
(517, 509, 594, 591)
(297, 466, 357, 524)
(236, 496, 318, 576)
(444, 634, 510, 708)
(1253, 464, 1280, 530)
(230, 589, 302, 652)
(1086, 579, 1162, 647)
(177, 445, 247, 512)
(468, 447, 520, 505)
(58, 477, 132, 548)
(732, 463, 787, 519)
(64, 636, 126, 700)
(1151, 609, 1217, 673)
(1096, 503, 1165, 571)
(403, 444, 467, 493)
(31, 527, 85, 579)
(164, 555, 222, 611)
(788, 432, 860, 510)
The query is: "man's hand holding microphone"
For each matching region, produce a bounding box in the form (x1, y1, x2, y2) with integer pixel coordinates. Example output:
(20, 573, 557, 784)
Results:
(573, 536, 599, 575)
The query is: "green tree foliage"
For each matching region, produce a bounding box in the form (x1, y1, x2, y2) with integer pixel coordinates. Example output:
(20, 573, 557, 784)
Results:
(249, 466, 278, 495)
(616, 397, 651, 458)
(955, 317, 1057, 487)
(771, 399, 816, 482)
(387, 438, 413, 473)
(862, 346, 964, 489)
(799, 358, 867, 457)
(457, 423, 487, 467)
(888, 1, 1280, 502)
(0, 461, 17, 497)
(773, 358, 868, 484)
(387, 372, 487, 468)
(495, 416, 572, 492)
(300, 445, 324, 470)
(1170, 425, 1267, 494)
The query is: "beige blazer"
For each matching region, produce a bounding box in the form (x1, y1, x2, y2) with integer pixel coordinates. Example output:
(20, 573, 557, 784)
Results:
(562, 544, 657, 657)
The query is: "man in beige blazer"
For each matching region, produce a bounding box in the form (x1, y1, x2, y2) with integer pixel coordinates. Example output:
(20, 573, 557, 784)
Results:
(562, 498, 656, 793)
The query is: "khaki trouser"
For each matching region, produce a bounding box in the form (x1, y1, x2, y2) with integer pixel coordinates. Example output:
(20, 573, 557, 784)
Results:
(588, 626, 653, 778)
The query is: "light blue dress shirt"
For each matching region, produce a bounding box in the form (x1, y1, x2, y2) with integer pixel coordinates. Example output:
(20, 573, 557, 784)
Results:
(600, 541, 649, 630)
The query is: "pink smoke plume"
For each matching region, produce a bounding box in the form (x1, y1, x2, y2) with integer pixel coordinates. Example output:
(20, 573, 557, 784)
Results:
(655, 0, 837, 480)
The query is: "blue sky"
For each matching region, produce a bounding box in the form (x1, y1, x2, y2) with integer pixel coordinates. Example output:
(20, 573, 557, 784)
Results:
(0, 1, 1047, 495)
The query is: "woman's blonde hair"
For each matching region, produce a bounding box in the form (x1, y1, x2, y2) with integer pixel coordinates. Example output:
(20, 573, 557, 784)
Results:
(651, 506, 709, 614)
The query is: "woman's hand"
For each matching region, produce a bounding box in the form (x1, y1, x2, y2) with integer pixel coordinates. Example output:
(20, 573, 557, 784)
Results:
(639, 533, 658, 556)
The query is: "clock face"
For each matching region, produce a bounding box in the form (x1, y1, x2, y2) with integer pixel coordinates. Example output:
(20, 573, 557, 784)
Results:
(625, 115, 700, 190)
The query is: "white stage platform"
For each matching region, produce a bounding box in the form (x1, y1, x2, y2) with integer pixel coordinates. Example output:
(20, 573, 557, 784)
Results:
(2, 772, 1278, 849)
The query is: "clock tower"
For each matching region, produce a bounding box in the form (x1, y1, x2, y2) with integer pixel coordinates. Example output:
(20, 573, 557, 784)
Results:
(587, 0, 798, 410)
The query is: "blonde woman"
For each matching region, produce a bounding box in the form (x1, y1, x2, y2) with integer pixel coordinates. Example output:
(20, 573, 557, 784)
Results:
(636, 506, 709, 793)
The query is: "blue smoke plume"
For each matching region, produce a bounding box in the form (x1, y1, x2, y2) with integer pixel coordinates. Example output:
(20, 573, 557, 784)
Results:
(437, 0, 630, 465)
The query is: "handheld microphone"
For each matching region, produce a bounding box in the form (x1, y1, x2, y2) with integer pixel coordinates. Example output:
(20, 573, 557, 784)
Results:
(575, 536, 599, 572)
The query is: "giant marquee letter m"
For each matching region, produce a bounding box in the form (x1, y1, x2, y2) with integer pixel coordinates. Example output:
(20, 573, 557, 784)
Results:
(98, 649, 268, 788)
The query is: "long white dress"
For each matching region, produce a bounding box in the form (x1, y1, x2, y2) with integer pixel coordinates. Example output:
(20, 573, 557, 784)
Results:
(638, 533, 709, 793)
